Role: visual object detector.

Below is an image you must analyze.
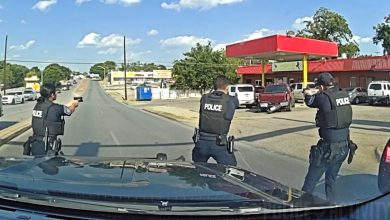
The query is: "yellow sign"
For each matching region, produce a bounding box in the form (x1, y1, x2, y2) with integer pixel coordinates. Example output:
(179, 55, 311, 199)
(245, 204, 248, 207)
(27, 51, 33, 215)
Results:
(111, 71, 136, 78)
(153, 70, 172, 79)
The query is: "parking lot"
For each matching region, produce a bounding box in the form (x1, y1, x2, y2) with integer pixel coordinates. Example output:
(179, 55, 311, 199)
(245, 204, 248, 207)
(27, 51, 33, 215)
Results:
(127, 97, 388, 174)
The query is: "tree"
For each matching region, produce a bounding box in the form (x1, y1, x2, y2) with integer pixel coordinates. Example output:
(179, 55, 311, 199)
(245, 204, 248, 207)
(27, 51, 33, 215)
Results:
(297, 7, 360, 58)
(43, 63, 72, 84)
(118, 62, 167, 72)
(90, 61, 117, 78)
(172, 42, 241, 92)
(374, 15, 390, 55)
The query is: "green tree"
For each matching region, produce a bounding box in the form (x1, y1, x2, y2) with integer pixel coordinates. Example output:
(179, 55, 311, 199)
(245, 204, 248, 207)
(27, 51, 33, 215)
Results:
(43, 64, 64, 84)
(374, 15, 390, 55)
(90, 61, 117, 78)
(118, 62, 167, 72)
(9, 64, 29, 87)
(297, 7, 360, 58)
(30, 66, 41, 74)
(172, 42, 241, 92)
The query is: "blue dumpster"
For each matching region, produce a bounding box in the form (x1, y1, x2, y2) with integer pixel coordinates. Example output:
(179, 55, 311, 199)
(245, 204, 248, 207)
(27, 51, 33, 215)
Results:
(136, 86, 152, 101)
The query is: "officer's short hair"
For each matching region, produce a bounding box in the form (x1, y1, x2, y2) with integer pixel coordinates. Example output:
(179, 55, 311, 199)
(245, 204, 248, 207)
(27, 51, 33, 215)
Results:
(214, 75, 230, 90)
(40, 83, 56, 98)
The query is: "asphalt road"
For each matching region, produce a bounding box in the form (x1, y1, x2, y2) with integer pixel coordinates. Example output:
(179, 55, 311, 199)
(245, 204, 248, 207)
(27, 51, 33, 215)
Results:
(0, 81, 381, 204)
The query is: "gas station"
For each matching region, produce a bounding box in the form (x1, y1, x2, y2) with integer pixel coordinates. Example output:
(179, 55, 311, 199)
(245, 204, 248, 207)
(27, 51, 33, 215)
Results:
(226, 35, 338, 87)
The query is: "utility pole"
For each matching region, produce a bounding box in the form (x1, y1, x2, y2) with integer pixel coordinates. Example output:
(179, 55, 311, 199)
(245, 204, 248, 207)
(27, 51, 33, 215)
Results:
(3, 35, 7, 95)
(124, 36, 127, 100)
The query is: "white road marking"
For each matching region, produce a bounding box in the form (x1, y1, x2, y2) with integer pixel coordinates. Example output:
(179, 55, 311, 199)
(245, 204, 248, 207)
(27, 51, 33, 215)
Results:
(110, 132, 120, 146)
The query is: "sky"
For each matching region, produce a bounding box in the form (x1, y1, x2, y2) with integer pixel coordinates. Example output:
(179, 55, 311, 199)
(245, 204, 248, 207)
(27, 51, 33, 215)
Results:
(0, 0, 388, 72)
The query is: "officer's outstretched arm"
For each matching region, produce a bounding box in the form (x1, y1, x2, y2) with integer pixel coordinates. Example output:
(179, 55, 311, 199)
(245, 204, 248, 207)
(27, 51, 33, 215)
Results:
(65, 100, 79, 115)
(304, 94, 318, 108)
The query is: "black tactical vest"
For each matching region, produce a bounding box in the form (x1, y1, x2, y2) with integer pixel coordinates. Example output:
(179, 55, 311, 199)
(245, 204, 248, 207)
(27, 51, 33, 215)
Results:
(199, 91, 231, 135)
(316, 87, 352, 129)
(32, 100, 65, 137)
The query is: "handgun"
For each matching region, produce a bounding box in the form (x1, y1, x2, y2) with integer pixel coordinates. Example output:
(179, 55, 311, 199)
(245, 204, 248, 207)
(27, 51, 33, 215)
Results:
(73, 97, 84, 102)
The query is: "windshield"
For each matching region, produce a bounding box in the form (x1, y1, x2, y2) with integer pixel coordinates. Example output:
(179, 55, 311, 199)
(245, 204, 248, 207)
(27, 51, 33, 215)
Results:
(369, 84, 382, 90)
(0, 0, 388, 218)
(265, 85, 287, 93)
(237, 86, 253, 92)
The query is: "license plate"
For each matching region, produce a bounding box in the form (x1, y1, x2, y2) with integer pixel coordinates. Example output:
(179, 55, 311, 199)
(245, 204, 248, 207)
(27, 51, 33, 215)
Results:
(260, 103, 268, 108)
(280, 102, 289, 107)
(269, 106, 277, 111)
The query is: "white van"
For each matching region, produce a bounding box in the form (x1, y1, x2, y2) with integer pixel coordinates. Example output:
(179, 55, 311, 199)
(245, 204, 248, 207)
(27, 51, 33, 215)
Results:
(228, 84, 255, 108)
(290, 82, 318, 102)
(367, 81, 390, 105)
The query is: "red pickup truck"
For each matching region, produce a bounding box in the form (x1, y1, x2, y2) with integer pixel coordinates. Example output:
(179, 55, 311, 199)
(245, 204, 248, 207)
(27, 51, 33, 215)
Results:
(258, 84, 295, 112)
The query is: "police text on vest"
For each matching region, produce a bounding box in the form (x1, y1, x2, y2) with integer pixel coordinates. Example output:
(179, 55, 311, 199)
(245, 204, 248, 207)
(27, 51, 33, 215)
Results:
(336, 98, 350, 106)
(204, 104, 222, 112)
(32, 110, 43, 118)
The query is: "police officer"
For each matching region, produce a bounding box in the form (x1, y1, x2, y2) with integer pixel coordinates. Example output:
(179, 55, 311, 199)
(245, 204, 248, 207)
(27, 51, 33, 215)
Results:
(29, 83, 79, 156)
(301, 72, 353, 202)
(192, 75, 239, 166)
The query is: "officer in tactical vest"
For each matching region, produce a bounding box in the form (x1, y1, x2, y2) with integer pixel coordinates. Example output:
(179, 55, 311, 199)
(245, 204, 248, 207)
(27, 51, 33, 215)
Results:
(301, 72, 356, 202)
(192, 75, 239, 166)
(27, 83, 79, 156)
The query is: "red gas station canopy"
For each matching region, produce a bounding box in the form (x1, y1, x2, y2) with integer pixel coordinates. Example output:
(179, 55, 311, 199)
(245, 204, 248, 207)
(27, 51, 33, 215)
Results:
(226, 35, 338, 61)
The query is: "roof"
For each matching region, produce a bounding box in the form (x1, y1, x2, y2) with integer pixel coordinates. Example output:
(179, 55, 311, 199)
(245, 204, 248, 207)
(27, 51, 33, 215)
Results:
(236, 56, 390, 75)
(226, 35, 338, 61)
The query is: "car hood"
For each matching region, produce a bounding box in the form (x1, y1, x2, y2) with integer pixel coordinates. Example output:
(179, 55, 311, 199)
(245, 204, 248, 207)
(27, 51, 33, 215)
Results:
(2, 95, 14, 99)
(0, 156, 330, 210)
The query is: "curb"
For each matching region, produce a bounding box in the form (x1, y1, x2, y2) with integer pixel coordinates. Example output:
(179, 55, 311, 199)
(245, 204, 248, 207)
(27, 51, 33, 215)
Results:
(0, 118, 31, 146)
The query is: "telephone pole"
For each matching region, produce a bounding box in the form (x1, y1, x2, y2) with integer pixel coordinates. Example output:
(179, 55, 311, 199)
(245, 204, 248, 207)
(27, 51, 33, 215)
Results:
(124, 36, 128, 100)
(3, 35, 7, 95)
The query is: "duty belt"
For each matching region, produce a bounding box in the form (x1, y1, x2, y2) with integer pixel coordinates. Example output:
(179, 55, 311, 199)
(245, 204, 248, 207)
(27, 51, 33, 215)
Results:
(199, 131, 220, 141)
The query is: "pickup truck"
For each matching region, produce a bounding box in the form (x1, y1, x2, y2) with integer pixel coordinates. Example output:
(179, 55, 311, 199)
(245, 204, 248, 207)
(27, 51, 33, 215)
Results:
(258, 84, 295, 112)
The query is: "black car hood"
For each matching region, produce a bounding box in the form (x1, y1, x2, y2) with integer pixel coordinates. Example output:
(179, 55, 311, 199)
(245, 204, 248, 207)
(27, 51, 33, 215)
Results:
(0, 156, 330, 210)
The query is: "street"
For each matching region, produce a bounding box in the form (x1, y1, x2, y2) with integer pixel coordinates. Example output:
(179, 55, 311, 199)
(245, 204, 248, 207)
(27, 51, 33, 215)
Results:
(0, 81, 381, 204)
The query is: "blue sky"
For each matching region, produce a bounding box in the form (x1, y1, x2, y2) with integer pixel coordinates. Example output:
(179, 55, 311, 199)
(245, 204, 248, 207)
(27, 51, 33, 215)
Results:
(0, 0, 388, 72)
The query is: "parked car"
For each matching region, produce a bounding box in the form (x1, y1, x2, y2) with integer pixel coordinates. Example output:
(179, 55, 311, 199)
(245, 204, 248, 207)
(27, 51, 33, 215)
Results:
(22, 89, 38, 101)
(2, 91, 24, 105)
(228, 84, 255, 108)
(290, 82, 318, 102)
(344, 87, 368, 104)
(367, 81, 390, 105)
(254, 85, 265, 104)
(258, 84, 295, 112)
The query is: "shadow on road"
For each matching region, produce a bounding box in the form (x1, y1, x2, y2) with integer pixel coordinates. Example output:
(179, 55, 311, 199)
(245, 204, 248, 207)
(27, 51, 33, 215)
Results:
(0, 121, 18, 131)
(237, 125, 315, 142)
(313, 173, 380, 203)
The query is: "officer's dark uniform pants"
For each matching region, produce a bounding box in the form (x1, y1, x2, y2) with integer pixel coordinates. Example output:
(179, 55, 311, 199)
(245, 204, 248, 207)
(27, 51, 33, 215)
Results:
(192, 139, 237, 166)
(302, 140, 349, 202)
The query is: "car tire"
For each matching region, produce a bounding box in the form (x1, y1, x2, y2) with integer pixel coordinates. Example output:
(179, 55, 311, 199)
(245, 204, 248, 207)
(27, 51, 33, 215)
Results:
(11, 99, 15, 105)
(384, 97, 390, 106)
(21, 99, 25, 104)
(354, 97, 360, 105)
(245, 105, 252, 109)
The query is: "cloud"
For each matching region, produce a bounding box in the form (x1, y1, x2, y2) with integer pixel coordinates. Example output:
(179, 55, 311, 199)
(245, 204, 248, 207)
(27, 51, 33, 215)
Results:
(160, 35, 212, 48)
(101, 0, 141, 6)
(128, 50, 152, 59)
(98, 48, 118, 55)
(32, 0, 57, 12)
(9, 40, 36, 50)
(77, 33, 142, 48)
(20, 19, 27, 24)
(352, 35, 372, 44)
(213, 43, 226, 51)
(161, 0, 243, 11)
(75, 0, 92, 5)
(243, 28, 284, 41)
(292, 16, 313, 30)
(147, 29, 159, 36)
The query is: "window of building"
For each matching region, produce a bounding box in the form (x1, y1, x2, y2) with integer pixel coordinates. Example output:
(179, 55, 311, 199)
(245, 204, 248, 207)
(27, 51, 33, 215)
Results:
(246, 79, 252, 84)
(350, 77, 357, 87)
(255, 80, 262, 85)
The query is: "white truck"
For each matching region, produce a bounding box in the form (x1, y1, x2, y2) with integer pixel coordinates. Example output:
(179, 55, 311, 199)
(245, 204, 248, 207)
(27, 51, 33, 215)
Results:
(367, 81, 390, 105)
(228, 84, 255, 108)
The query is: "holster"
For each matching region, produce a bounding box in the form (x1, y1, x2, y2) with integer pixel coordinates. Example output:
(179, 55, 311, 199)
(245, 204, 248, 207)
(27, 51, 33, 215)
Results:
(23, 136, 34, 155)
(309, 140, 325, 166)
(192, 128, 200, 144)
(348, 140, 358, 164)
(227, 136, 235, 154)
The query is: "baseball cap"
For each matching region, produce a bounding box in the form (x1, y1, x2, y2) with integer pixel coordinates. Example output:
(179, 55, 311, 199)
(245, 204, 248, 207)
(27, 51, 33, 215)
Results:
(315, 72, 334, 86)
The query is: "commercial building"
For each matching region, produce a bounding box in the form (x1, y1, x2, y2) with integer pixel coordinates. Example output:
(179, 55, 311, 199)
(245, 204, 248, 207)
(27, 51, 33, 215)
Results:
(109, 70, 172, 86)
(236, 56, 390, 88)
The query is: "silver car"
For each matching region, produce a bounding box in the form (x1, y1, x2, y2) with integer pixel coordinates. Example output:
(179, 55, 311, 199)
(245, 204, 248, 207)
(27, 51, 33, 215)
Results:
(345, 87, 368, 104)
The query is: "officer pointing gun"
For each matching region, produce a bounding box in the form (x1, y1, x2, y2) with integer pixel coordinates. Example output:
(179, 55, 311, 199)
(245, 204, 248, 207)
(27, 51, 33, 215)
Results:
(301, 73, 357, 202)
(192, 75, 239, 166)
(24, 83, 80, 156)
